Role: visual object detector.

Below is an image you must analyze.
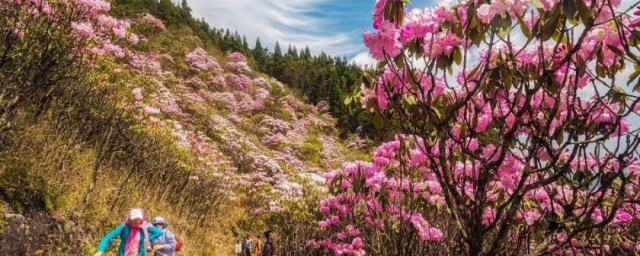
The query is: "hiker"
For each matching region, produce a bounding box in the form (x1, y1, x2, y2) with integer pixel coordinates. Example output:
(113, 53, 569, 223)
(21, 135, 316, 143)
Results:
(150, 216, 176, 256)
(235, 236, 243, 256)
(253, 238, 262, 256)
(243, 236, 253, 256)
(94, 208, 163, 256)
(260, 231, 274, 256)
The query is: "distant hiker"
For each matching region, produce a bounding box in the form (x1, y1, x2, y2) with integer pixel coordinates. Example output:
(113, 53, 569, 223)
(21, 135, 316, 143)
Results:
(254, 238, 262, 256)
(94, 208, 163, 256)
(243, 237, 253, 256)
(235, 236, 243, 256)
(260, 231, 274, 256)
(150, 216, 176, 256)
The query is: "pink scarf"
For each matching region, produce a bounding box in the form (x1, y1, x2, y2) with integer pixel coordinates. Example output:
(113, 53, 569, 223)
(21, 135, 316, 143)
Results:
(124, 209, 149, 255)
(124, 219, 143, 255)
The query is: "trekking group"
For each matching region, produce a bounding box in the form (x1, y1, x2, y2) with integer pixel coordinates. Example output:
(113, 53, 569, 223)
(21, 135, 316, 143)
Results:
(234, 230, 275, 256)
(93, 208, 275, 256)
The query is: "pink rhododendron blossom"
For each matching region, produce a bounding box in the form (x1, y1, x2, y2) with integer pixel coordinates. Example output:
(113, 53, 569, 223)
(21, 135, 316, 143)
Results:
(143, 106, 160, 115)
(71, 21, 94, 37)
(228, 52, 247, 63)
(363, 21, 402, 61)
(139, 13, 166, 31)
(186, 48, 223, 71)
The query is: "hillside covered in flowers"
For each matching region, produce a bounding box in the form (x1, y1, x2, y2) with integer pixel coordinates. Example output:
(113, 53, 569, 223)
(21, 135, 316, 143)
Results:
(0, 0, 369, 254)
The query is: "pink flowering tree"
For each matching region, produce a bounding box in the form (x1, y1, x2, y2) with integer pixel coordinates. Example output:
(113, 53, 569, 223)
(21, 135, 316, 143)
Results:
(316, 0, 640, 255)
(0, 0, 137, 144)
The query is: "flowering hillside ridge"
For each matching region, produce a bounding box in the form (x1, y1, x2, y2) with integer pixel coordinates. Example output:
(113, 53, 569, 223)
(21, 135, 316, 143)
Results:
(97, 13, 364, 217)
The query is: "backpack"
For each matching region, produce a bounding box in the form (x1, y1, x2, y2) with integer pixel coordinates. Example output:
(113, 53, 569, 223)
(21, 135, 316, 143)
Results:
(155, 227, 182, 252)
(175, 235, 182, 251)
(165, 227, 182, 252)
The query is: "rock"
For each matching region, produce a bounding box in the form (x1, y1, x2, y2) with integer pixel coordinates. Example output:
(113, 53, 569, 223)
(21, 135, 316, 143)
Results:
(4, 213, 25, 223)
(63, 221, 74, 232)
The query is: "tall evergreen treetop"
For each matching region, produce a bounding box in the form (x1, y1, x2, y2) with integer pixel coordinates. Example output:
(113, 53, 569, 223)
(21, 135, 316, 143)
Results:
(274, 41, 282, 59)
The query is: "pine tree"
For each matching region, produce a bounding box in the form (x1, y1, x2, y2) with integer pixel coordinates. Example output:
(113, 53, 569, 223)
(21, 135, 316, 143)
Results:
(242, 35, 249, 51)
(287, 44, 294, 56)
(253, 37, 266, 69)
(180, 0, 191, 18)
(304, 46, 311, 59)
(274, 41, 282, 60)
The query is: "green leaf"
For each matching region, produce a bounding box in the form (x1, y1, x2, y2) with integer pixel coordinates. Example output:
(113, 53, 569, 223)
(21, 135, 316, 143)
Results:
(352, 177, 361, 193)
(541, 6, 561, 41)
(373, 114, 384, 128)
(575, 0, 591, 25)
(429, 105, 442, 120)
(394, 54, 404, 67)
(606, 44, 624, 57)
(493, 14, 513, 38)
(610, 86, 626, 105)
(453, 48, 462, 65)
(344, 96, 353, 105)
(403, 95, 417, 106)
(552, 30, 568, 44)
(531, 0, 544, 9)
(562, 0, 577, 19)
(467, 65, 482, 79)
(634, 78, 640, 92)
(516, 12, 532, 38)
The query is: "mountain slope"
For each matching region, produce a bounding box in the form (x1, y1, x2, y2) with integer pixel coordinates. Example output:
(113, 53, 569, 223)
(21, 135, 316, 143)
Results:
(0, 4, 369, 255)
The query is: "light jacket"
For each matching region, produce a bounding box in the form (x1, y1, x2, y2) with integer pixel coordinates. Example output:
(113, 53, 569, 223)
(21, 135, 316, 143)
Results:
(98, 222, 163, 256)
(152, 229, 176, 256)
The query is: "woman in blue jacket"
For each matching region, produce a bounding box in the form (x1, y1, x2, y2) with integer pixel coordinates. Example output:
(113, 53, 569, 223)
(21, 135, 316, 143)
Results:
(94, 208, 163, 256)
(150, 216, 177, 256)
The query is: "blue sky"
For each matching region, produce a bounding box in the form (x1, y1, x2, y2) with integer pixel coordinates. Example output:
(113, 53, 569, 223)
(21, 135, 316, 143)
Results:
(188, 0, 433, 65)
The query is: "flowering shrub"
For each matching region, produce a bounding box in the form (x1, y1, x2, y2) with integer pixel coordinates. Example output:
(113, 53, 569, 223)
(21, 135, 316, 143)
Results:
(226, 61, 252, 74)
(259, 117, 291, 134)
(206, 75, 227, 89)
(252, 77, 271, 88)
(138, 13, 167, 31)
(319, 0, 640, 255)
(227, 74, 252, 92)
(226, 52, 252, 74)
(228, 52, 247, 63)
(0, 0, 139, 135)
(185, 47, 223, 72)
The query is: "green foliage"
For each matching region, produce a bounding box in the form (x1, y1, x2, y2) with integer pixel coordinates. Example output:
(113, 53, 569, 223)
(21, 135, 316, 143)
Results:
(298, 134, 324, 166)
(0, 165, 55, 213)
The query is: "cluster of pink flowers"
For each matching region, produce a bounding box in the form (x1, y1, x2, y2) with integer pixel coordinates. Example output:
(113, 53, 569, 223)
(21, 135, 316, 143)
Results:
(227, 74, 252, 92)
(227, 52, 247, 63)
(71, 21, 94, 37)
(138, 13, 166, 31)
(226, 52, 252, 74)
(363, 20, 402, 61)
(259, 117, 291, 134)
(128, 52, 163, 76)
(252, 77, 270, 88)
(206, 75, 227, 89)
(185, 47, 223, 72)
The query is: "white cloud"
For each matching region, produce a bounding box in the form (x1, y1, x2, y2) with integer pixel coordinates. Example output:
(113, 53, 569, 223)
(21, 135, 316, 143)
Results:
(188, 0, 364, 56)
(351, 51, 377, 68)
